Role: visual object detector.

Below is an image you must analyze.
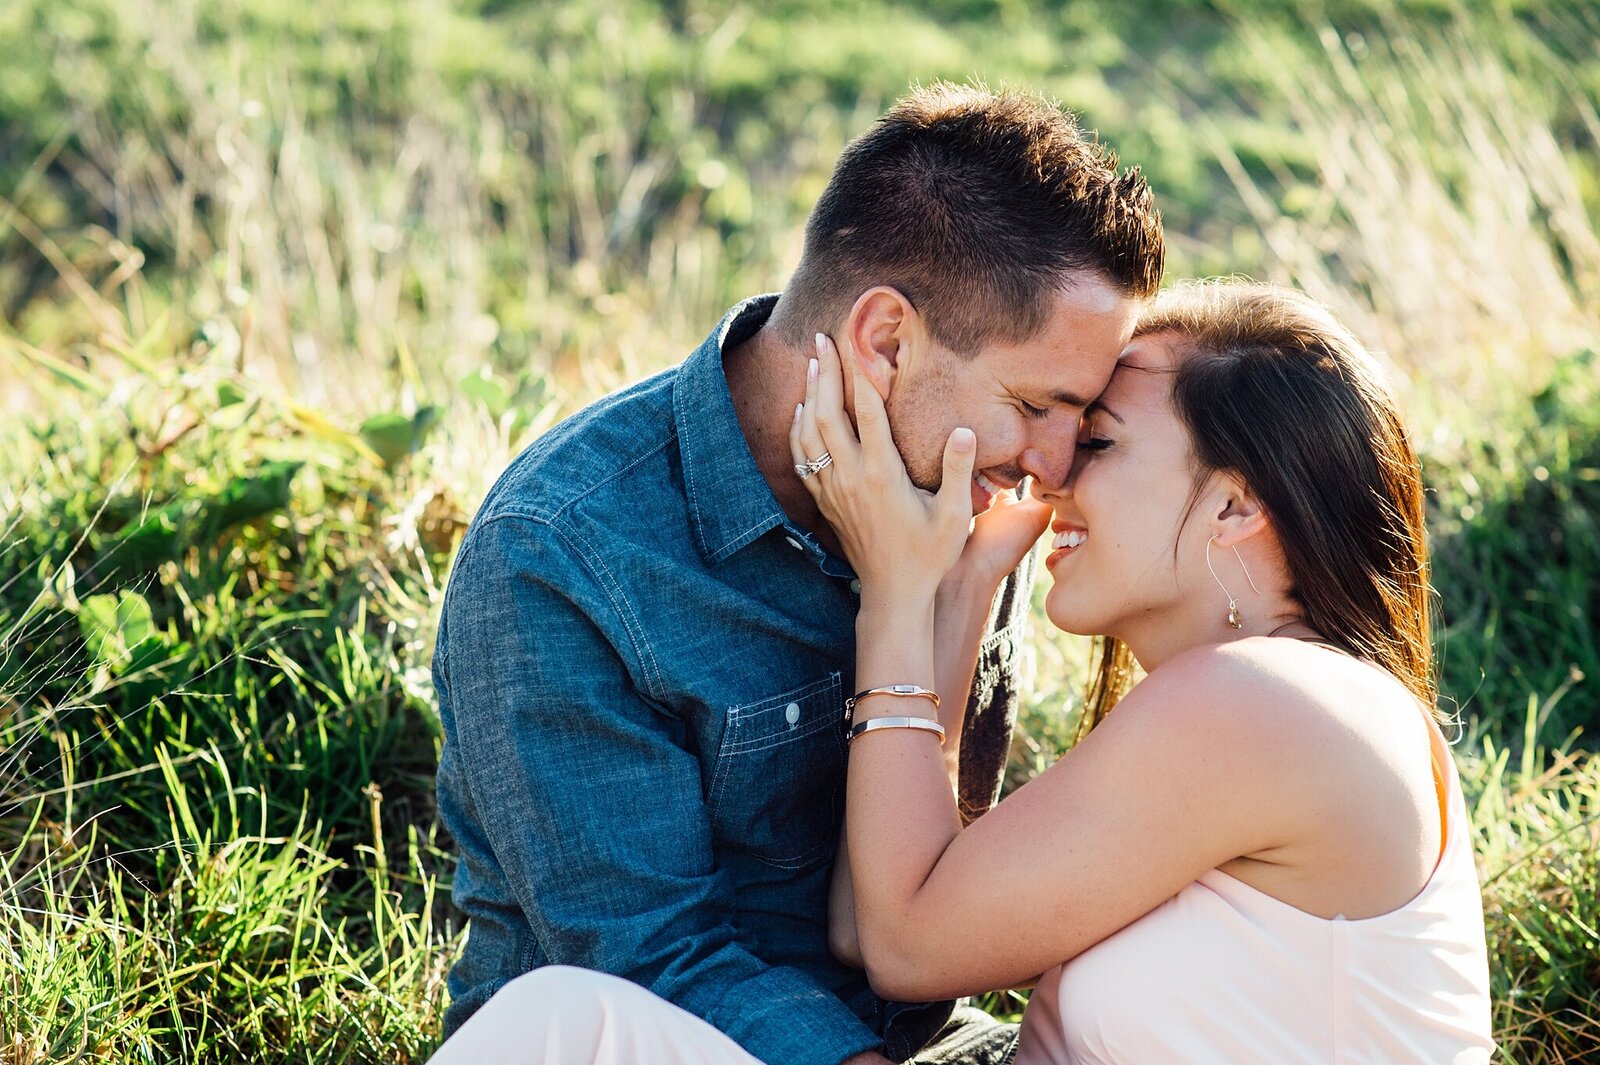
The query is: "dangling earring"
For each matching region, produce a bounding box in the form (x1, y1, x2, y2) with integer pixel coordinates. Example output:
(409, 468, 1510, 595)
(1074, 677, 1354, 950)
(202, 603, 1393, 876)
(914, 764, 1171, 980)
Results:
(1206, 534, 1263, 628)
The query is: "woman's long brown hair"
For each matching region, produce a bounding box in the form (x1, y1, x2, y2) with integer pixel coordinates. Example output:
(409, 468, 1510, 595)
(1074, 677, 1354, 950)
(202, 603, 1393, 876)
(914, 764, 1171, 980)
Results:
(1079, 281, 1437, 735)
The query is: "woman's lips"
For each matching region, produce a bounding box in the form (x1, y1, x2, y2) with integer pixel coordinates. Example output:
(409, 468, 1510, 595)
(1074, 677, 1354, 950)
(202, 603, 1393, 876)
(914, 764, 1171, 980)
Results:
(1051, 527, 1088, 550)
(1045, 523, 1088, 567)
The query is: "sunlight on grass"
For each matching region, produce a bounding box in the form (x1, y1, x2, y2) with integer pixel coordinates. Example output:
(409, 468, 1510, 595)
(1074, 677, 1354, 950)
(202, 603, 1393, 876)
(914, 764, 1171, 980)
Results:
(2, 2, 1597, 1061)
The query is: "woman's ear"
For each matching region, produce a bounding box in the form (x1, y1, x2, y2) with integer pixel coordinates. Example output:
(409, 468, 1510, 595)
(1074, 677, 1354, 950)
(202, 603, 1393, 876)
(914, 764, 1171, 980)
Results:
(1209, 475, 1270, 549)
(842, 287, 923, 403)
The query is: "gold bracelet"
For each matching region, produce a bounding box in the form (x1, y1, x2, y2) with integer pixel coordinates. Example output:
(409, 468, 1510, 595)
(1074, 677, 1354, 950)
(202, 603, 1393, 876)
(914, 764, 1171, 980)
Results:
(848, 716, 947, 745)
(843, 684, 940, 722)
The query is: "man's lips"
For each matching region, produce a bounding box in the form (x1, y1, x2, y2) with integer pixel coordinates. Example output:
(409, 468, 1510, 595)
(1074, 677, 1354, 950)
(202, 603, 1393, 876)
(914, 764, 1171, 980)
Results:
(971, 471, 1017, 511)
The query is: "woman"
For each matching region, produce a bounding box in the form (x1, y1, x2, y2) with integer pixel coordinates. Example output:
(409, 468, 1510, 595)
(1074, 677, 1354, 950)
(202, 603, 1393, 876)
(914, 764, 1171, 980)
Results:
(795, 281, 1494, 1063)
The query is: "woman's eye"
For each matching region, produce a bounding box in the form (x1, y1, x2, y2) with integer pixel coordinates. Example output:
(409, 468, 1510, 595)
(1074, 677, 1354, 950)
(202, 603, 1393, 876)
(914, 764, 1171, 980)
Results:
(1080, 437, 1114, 453)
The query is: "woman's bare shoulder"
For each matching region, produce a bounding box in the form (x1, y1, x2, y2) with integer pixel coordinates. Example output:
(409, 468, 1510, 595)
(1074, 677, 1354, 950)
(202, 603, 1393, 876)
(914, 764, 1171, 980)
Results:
(1113, 638, 1419, 766)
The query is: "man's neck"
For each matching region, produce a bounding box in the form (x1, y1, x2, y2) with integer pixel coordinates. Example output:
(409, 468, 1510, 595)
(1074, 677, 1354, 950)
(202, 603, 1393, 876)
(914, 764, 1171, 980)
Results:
(723, 321, 844, 557)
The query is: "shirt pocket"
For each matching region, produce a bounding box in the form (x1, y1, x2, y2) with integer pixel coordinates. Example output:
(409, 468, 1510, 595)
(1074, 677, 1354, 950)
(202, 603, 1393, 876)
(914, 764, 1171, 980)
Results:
(707, 672, 847, 870)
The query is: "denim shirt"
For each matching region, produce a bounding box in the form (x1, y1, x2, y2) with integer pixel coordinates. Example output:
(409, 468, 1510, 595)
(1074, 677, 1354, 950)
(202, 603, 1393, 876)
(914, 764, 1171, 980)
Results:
(433, 295, 1033, 1065)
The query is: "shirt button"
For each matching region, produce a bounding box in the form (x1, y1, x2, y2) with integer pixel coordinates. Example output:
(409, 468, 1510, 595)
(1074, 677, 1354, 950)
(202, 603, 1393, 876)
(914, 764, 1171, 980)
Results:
(784, 536, 804, 551)
(850, 579, 862, 595)
(785, 702, 801, 725)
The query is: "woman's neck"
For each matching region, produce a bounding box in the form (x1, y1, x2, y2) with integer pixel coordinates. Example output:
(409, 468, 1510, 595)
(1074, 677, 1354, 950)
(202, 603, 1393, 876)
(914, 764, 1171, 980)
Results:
(1119, 601, 1308, 673)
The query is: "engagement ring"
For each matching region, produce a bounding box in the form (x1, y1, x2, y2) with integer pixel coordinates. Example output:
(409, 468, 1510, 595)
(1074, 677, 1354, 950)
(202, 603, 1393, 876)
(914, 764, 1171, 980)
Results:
(794, 452, 833, 479)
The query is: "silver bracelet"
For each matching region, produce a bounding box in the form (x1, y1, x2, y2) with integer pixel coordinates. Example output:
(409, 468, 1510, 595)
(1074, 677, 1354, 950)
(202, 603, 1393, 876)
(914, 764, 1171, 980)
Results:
(848, 716, 947, 746)
(843, 684, 940, 722)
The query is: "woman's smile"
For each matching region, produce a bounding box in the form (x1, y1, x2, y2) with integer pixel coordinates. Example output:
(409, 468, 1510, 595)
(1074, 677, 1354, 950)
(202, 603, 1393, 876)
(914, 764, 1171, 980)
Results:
(1045, 521, 1089, 568)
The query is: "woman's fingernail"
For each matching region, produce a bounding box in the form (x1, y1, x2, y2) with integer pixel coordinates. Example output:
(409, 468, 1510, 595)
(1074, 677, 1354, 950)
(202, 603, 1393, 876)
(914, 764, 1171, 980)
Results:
(952, 427, 975, 450)
(808, 358, 818, 381)
(815, 333, 827, 355)
(794, 402, 804, 423)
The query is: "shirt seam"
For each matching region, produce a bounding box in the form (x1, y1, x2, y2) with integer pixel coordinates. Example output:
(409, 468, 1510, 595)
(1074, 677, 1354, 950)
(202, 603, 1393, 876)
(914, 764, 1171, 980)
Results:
(460, 510, 668, 704)
(475, 427, 678, 533)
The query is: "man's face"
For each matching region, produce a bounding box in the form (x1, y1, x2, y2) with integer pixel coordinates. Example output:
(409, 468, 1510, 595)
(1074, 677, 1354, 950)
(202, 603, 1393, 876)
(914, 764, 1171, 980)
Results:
(885, 275, 1140, 514)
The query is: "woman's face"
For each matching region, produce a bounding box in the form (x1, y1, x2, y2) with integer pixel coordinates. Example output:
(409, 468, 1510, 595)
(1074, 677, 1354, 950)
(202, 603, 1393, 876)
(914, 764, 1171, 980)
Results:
(1036, 333, 1211, 640)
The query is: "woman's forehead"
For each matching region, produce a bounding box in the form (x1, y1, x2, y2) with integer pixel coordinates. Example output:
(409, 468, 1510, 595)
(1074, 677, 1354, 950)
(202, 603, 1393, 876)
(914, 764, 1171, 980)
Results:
(1116, 332, 1180, 372)
(1102, 335, 1179, 407)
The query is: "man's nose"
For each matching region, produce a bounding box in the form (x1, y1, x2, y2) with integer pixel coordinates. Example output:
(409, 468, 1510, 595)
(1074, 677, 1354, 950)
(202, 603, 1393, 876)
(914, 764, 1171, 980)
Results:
(1019, 432, 1076, 493)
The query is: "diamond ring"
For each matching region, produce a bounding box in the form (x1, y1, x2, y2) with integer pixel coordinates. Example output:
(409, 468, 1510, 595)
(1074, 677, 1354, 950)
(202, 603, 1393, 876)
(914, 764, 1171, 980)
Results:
(794, 452, 833, 479)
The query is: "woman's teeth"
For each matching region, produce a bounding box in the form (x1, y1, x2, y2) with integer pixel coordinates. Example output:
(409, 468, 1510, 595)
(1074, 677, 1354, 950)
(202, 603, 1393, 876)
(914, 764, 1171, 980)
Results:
(1052, 529, 1087, 550)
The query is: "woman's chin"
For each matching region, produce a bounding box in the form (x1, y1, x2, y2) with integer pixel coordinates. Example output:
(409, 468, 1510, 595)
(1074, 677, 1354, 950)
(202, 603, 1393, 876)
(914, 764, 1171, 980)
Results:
(1043, 599, 1102, 637)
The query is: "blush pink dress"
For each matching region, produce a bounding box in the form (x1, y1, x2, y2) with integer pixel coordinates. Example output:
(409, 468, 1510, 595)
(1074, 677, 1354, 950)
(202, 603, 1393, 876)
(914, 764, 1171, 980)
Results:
(1015, 706, 1495, 1064)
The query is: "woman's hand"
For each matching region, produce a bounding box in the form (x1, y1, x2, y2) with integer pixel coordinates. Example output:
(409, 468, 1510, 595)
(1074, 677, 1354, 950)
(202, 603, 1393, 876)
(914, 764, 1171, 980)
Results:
(949, 482, 1052, 596)
(790, 333, 976, 605)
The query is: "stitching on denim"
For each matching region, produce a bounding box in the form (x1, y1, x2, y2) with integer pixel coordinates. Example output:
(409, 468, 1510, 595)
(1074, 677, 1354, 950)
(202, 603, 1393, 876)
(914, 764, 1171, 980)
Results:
(487, 430, 676, 529)
(554, 521, 667, 701)
(673, 304, 786, 561)
(707, 672, 844, 867)
(675, 370, 710, 555)
(710, 511, 786, 559)
(709, 673, 841, 812)
(470, 437, 678, 701)
(463, 512, 665, 701)
(720, 713, 837, 754)
(725, 671, 842, 717)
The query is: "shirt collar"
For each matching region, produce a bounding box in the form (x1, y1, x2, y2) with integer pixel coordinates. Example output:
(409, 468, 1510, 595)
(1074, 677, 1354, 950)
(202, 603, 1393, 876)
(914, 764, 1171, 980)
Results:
(675, 294, 792, 564)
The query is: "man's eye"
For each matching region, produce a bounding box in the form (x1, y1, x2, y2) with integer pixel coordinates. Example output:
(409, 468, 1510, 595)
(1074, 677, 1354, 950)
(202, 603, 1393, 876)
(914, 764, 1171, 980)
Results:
(1019, 400, 1049, 419)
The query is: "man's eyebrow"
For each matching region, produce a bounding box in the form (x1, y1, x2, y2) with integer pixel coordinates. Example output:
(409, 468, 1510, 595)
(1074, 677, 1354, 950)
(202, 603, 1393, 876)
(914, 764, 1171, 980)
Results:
(1046, 388, 1095, 407)
(1085, 399, 1124, 424)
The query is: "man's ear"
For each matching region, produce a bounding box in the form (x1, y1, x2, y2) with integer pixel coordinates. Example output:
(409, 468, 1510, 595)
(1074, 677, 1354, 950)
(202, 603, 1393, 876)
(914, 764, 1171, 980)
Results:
(841, 287, 924, 403)
(1209, 475, 1271, 548)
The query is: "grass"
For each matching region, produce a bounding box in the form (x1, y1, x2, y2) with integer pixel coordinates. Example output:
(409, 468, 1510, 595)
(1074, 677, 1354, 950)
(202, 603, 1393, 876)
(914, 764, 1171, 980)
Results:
(2, 1, 1599, 1062)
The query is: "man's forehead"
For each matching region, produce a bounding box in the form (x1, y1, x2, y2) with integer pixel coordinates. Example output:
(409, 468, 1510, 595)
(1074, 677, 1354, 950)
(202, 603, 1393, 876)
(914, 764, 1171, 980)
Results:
(1043, 384, 1098, 408)
(982, 353, 1104, 407)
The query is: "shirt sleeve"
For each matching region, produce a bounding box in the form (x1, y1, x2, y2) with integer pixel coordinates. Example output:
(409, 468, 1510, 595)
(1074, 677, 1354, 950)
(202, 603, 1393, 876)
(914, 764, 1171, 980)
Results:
(436, 513, 882, 1065)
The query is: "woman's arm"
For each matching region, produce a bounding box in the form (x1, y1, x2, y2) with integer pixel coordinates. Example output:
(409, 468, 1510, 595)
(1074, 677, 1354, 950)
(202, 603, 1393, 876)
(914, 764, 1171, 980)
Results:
(929, 572, 1004, 785)
(798, 335, 1306, 1002)
(830, 574, 996, 968)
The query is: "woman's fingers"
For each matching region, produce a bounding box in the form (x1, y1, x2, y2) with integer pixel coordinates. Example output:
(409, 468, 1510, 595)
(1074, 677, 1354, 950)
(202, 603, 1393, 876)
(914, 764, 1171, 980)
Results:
(789, 401, 822, 500)
(846, 338, 897, 470)
(935, 426, 978, 528)
(797, 348, 829, 477)
(810, 333, 859, 467)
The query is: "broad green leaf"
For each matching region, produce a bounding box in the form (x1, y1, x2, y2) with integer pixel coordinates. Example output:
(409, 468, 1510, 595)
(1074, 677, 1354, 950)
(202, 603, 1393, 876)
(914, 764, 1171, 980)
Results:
(360, 406, 439, 468)
(459, 368, 512, 417)
(216, 380, 247, 408)
(113, 504, 188, 573)
(204, 460, 301, 536)
(109, 462, 301, 572)
(360, 413, 415, 466)
(78, 590, 160, 675)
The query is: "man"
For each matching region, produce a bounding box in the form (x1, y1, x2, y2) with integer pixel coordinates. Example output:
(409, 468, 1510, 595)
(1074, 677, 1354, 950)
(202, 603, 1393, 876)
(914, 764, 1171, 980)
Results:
(430, 82, 1162, 1065)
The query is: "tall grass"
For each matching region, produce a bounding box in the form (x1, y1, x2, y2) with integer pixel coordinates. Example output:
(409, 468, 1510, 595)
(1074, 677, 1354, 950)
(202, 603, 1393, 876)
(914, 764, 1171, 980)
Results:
(2, 2, 1598, 1062)
(1157, 9, 1600, 745)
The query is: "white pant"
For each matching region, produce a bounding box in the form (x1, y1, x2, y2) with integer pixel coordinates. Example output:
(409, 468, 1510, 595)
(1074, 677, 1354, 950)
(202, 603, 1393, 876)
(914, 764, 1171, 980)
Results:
(426, 966, 766, 1065)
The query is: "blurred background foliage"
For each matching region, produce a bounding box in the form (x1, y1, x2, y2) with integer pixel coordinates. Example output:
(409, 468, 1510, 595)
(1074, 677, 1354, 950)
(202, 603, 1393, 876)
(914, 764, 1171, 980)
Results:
(1, 0, 1597, 1061)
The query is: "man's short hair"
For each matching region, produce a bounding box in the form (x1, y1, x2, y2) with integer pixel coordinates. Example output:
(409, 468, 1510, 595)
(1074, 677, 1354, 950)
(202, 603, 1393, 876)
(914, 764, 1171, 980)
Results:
(778, 82, 1164, 355)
